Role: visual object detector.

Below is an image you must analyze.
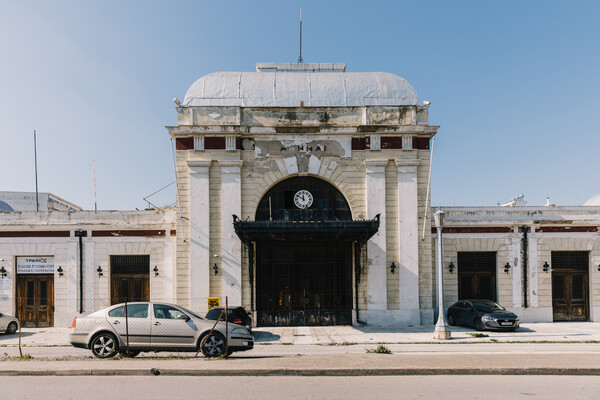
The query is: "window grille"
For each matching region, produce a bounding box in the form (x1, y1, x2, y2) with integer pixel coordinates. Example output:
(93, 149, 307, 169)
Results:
(111, 255, 150, 274)
(457, 252, 496, 272)
(551, 251, 588, 270)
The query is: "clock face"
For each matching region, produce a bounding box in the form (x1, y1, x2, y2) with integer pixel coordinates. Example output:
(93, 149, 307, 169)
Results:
(293, 190, 313, 209)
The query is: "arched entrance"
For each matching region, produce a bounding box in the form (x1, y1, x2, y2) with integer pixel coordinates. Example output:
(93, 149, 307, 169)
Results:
(234, 176, 379, 326)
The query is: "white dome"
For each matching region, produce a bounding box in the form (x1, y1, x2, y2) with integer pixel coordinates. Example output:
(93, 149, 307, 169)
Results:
(583, 194, 600, 206)
(183, 63, 419, 107)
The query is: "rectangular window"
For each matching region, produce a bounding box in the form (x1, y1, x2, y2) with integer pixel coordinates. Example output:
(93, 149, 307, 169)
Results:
(111, 255, 150, 274)
(551, 251, 588, 270)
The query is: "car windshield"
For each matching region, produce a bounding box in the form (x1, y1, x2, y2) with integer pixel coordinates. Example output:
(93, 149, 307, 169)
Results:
(176, 305, 204, 320)
(472, 301, 505, 312)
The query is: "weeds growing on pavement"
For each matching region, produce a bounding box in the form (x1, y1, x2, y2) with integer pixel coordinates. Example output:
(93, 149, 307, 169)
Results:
(203, 354, 228, 361)
(467, 333, 489, 338)
(2, 354, 33, 361)
(366, 345, 392, 354)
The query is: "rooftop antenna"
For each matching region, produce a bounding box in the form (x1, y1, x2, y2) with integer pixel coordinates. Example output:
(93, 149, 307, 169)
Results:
(33, 129, 39, 211)
(93, 159, 97, 211)
(298, 9, 303, 63)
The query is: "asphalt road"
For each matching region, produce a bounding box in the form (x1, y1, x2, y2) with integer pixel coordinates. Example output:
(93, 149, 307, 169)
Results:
(2, 376, 600, 400)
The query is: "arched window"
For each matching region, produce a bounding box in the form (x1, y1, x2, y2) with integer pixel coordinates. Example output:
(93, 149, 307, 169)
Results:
(255, 177, 351, 221)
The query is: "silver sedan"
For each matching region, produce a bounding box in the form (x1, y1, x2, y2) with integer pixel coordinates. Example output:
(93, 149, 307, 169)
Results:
(0, 312, 19, 334)
(69, 302, 254, 358)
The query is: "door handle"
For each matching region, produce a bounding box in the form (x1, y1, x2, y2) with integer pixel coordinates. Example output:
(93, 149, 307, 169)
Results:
(153, 322, 161, 326)
(113, 321, 120, 325)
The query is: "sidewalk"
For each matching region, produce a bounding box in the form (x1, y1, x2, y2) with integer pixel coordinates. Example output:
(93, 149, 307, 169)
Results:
(1, 322, 599, 376)
(2, 322, 599, 347)
(1, 349, 600, 376)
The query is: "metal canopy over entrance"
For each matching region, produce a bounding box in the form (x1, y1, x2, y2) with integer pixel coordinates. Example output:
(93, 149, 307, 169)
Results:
(233, 177, 379, 326)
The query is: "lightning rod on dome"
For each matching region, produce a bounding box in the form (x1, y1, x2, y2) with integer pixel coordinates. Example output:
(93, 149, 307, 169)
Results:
(298, 9, 303, 63)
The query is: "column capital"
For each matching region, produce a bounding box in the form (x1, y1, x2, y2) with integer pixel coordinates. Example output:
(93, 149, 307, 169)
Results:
(395, 159, 420, 173)
(187, 160, 211, 173)
(364, 159, 388, 173)
(218, 160, 244, 170)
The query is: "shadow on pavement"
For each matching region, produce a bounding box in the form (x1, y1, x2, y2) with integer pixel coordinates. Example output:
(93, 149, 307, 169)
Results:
(253, 331, 281, 343)
(0, 332, 35, 341)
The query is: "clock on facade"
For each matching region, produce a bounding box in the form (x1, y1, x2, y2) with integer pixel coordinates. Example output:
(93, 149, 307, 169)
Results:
(293, 190, 313, 209)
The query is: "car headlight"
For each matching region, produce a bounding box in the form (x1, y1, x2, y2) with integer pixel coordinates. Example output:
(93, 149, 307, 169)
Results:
(231, 327, 250, 335)
(481, 315, 496, 321)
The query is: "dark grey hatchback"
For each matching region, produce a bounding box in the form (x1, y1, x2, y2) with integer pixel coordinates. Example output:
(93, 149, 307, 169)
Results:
(447, 300, 519, 331)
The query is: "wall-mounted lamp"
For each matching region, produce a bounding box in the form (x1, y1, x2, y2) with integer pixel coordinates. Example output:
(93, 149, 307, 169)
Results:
(97, 266, 103, 278)
(153, 266, 159, 277)
(213, 263, 219, 275)
(57, 266, 64, 277)
(390, 262, 396, 274)
(0, 266, 6, 279)
(543, 262, 550, 273)
(448, 262, 455, 273)
(504, 263, 511, 274)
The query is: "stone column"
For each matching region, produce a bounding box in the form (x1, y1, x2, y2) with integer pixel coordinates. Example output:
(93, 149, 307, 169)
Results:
(396, 159, 420, 321)
(529, 236, 539, 308)
(364, 160, 388, 322)
(219, 160, 243, 305)
(187, 160, 212, 312)
(510, 233, 522, 308)
(84, 238, 95, 313)
(67, 234, 79, 315)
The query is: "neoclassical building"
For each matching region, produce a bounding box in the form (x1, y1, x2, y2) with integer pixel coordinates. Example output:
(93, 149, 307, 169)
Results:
(0, 62, 598, 327)
(167, 63, 437, 326)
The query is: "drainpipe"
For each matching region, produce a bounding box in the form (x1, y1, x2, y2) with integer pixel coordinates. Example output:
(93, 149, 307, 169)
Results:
(521, 226, 530, 309)
(75, 229, 84, 314)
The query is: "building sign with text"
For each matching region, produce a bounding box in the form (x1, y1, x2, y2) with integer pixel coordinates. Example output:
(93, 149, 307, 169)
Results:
(16, 257, 55, 274)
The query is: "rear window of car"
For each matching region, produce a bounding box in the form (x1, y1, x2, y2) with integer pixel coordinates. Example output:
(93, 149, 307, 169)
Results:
(205, 308, 227, 320)
(108, 304, 148, 318)
(206, 308, 242, 319)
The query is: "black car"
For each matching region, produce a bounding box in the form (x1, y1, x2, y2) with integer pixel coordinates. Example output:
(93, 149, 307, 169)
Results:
(205, 306, 252, 333)
(447, 300, 519, 331)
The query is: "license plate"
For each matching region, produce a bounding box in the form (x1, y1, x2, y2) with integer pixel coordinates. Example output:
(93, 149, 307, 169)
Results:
(500, 322, 513, 326)
(243, 341, 248, 346)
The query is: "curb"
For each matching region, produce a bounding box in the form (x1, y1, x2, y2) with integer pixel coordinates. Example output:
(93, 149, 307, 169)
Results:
(1, 368, 599, 376)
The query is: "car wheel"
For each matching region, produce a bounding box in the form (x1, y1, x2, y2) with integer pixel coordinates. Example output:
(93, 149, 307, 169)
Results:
(91, 332, 118, 359)
(201, 332, 226, 358)
(6, 322, 17, 334)
(447, 314, 456, 326)
(474, 318, 485, 331)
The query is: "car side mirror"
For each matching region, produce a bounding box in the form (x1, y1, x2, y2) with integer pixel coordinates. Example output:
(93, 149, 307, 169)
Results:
(178, 314, 190, 321)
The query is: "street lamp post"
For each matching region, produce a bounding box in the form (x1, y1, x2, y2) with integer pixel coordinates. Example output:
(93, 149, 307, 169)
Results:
(433, 210, 451, 340)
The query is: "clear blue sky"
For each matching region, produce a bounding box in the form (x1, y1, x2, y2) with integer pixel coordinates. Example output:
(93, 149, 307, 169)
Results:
(1, 1, 599, 210)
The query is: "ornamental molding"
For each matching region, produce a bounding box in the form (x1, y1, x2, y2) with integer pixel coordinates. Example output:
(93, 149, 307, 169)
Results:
(186, 160, 212, 170)
(218, 160, 244, 169)
(395, 159, 421, 168)
(364, 159, 389, 170)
